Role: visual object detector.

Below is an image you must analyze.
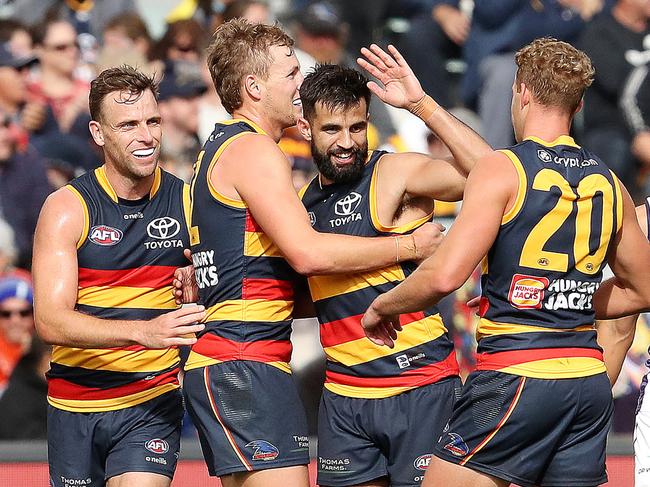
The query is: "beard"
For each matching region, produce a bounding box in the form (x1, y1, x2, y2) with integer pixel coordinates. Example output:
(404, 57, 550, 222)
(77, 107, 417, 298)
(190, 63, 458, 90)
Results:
(311, 141, 367, 184)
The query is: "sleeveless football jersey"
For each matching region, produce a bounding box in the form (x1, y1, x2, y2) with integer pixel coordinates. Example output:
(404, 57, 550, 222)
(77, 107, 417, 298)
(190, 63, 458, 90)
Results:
(47, 166, 191, 412)
(301, 151, 459, 399)
(477, 135, 623, 379)
(185, 119, 297, 373)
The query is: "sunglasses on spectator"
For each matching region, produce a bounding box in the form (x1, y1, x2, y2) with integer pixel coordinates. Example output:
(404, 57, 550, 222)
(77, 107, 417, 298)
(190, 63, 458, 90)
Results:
(44, 41, 79, 52)
(0, 308, 32, 318)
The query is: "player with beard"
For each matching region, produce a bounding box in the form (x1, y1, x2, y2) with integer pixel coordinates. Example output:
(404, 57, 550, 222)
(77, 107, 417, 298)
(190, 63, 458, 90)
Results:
(32, 66, 205, 487)
(296, 58, 492, 487)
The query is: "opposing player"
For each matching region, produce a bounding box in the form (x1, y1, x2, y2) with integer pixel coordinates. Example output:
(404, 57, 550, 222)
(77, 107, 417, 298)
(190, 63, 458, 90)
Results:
(362, 38, 650, 487)
(297, 59, 491, 487)
(183, 20, 440, 487)
(33, 66, 205, 487)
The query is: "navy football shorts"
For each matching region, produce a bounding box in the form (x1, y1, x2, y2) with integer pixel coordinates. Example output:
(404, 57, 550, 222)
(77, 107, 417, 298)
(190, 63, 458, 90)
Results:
(434, 370, 613, 487)
(318, 377, 461, 487)
(48, 390, 182, 486)
(183, 360, 310, 477)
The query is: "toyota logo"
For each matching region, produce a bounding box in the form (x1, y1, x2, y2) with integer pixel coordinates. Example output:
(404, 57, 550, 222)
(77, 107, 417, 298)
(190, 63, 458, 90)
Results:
(147, 217, 181, 239)
(335, 192, 362, 216)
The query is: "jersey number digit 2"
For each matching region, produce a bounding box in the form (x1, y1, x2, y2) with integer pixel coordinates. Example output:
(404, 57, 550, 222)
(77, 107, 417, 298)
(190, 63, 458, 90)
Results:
(520, 169, 614, 275)
(189, 150, 205, 246)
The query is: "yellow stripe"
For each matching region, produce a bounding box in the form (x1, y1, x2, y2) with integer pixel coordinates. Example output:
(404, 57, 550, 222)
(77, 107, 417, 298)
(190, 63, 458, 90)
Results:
(183, 351, 292, 374)
(205, 299, 293, 322)
(297, 178, 315, 199)
(244, 231, 283, 257)
(480, 256, 488, 275)
(77, 285, 177, 309)
(495, 357, 606, 379)
(47, 383, 178, 412)
(461, 377, 526, 466)
(499, 149, 527, 225)
(611, 171, 624, 233)
(182, 183, 192, 237)
(369, 153, 434, 233)
(65, 185, 89, 249)
(476, 318, 595, 340)
(150, 166, 162, 198)
(308, 265, 405, 302)
(95, 166, 118, 203)
(221, 117, 268, 136)
(324, 315, 445, 366)
(324, 382, 415, 398)
(52, 346, 179, 372)
(524, 135, 579, 148)
(206, 131, 251, 208)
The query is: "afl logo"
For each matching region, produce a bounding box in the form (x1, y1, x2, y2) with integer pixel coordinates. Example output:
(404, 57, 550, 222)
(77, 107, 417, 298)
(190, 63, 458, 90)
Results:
(334, 192, 362, 216)
(147, 217, 180, 240)
(413, 453, 433, 471)
(308, 211, 316, 226)
(145, 439, 169, 454)
(537, 149, 552, 163)
(89, 225, 122, 246)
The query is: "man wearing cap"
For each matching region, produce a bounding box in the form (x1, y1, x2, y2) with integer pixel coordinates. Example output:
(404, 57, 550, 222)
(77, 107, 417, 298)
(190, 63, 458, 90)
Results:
(0, 277, 34, 391)
(158, 60, 206, 179)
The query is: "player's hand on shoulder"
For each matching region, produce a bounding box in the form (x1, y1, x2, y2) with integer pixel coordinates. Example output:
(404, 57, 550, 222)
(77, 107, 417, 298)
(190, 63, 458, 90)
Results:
(412, 222, 446, 263)
(137, 305, 206, 348)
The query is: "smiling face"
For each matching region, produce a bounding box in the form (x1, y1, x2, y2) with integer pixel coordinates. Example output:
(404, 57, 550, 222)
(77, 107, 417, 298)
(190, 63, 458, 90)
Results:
(301, 99, 368, 184)
(259, 44, 303, 130)
(89, 89, 162, 180)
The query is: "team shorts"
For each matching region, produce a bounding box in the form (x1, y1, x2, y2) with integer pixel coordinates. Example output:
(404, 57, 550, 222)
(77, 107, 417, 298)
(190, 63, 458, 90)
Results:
(434, 370, 613, 487)
(636, 372, 650, 486)
(183, 361, 310, 477)
(48, 389, 182, 487)
(317, 377, 462, 487)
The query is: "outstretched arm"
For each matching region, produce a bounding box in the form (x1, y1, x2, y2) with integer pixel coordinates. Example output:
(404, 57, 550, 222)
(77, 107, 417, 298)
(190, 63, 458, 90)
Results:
(361, 151, 517, 346)
(33, 189, 205, 349)
(357, 44, 492, 187)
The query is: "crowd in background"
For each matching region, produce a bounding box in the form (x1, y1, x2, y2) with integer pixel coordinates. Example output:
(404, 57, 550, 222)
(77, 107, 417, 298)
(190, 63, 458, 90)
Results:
(0, 0, 648, 441)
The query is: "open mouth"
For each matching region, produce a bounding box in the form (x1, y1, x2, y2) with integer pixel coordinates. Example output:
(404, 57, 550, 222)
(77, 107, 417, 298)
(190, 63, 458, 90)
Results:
(292, 98, 302, 107)
(133, 148, 155, 158)
(331, 151, 354, 165)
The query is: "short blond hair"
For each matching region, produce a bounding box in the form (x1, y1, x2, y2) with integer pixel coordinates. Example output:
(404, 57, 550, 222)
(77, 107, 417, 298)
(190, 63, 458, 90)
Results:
(206, 18, 294, 114)
(515, 37, 594, 114)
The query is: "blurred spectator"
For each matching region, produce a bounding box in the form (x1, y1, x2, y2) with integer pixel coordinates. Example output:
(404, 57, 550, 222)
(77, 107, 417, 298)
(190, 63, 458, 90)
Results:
(463, 0, 602, 148)
(0, 43, 44, 149)
(151, 19, 209, 64)
(291, 1, 399, 146)
(96, 11, 154, 75)
(580, 0, 650, 193)
(398, 0, 470, 108)
(222, 0, 273, 23)
(0, 336, 50, 439)
(197, 51, 230, 144)
(0, 111, 52, 268)
(0, 277, 34, 392)
(0, 218, 17, 276)
(29, 18, 91, 141)
(159, 60, 207, 181)
(0, 18, 34, 58)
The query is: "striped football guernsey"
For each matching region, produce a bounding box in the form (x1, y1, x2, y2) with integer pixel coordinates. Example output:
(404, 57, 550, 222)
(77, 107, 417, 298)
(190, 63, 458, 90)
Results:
(185, 119, 298, 373)
(300, 150, 459, 399)
(476, 135, 623, 379)
(47, 166, 191, 412)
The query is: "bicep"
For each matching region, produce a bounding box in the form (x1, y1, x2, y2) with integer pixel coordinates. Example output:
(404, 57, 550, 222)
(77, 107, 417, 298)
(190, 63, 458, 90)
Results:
(400, 153, 467, 202)
(33, 190, 84, 316)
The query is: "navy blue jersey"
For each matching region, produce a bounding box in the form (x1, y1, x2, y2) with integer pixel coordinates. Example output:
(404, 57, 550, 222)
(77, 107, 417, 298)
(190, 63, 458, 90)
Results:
(300, 151, 458, 398)
(48, 166, 190, 412)
(476, 135, 622, 378)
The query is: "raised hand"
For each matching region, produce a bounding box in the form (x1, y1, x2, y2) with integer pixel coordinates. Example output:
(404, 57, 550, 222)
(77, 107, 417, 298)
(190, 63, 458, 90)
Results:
(135, 305, 206, 349)
(361, 303, 402, 348)
(357, 44, 425, 110)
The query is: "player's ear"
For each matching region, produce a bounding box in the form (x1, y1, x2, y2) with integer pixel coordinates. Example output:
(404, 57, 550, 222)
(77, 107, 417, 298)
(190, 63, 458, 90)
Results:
(244, 74, 262, 102)
(519, 82, 530, 108)
(297, 116, 312, 141)
(88, 120, 105, 147)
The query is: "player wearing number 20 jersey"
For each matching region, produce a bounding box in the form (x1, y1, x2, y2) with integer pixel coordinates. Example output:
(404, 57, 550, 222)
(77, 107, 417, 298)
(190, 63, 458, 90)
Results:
(435, 135, 621, 487)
